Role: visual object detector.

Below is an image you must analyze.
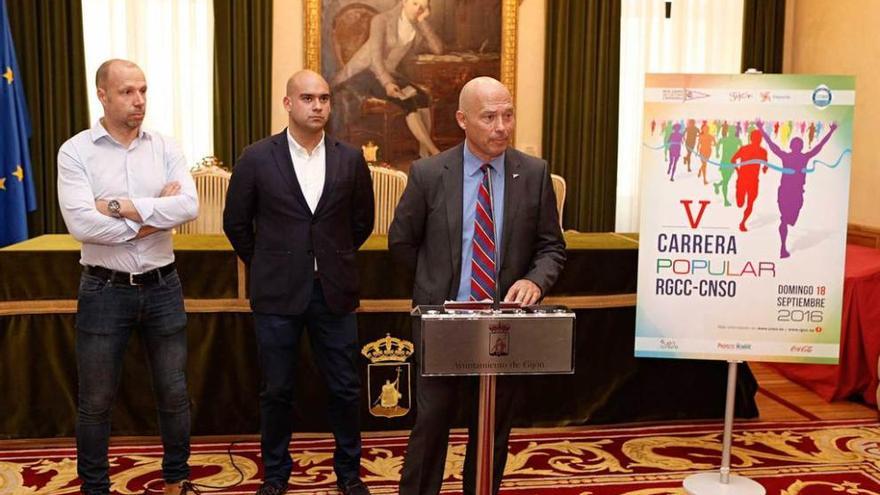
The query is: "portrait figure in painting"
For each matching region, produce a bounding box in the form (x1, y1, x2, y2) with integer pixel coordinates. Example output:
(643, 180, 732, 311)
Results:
(321, 0, 503, 167)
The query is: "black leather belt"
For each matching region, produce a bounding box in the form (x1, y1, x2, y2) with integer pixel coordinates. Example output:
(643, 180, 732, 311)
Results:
(84, 262, 176, 286)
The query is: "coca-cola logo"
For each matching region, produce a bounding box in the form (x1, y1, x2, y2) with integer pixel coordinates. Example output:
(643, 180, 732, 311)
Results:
(790, 345, 814, 354)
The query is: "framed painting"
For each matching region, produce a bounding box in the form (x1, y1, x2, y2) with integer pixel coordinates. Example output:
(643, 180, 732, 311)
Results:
(304, 0, 518, 167)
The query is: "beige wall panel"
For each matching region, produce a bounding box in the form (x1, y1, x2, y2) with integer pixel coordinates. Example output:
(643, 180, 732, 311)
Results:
(786, 0, 880, 227)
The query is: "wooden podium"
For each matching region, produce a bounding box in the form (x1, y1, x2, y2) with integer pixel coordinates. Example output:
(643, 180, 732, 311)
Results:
(413, 304, 576, 495)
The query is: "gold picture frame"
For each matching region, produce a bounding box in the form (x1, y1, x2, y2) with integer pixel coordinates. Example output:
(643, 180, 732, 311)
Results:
(303, 0, 518, 165)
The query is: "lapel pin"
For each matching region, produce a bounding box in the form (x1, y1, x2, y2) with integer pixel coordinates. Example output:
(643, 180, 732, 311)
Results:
(512, 174, 520, 179)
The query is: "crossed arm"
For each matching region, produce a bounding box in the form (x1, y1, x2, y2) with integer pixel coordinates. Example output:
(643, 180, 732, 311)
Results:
(57, 141, 198, 244)
(94, 182, 184, 239)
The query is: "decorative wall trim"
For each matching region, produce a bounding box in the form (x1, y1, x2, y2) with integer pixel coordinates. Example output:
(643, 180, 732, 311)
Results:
(848, 223, 880, 249)
(0, 294, 637, 317)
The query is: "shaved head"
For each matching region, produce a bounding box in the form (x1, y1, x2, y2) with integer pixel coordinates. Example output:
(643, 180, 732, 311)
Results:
(283, 69, 331, 140)
(458, 77, 510, 114)
(286, 69, 329, 97)
(95, 59, 143, 90)
(455, 77, 514, 162)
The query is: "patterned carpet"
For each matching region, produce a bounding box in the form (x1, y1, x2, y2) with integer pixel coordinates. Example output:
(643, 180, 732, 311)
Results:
(3, 419, 880, 494)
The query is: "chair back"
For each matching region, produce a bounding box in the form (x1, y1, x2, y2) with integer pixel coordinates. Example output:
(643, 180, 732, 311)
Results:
(177, 163, 231, 234)
(551, 173, 566, 229)
(331, 3, 378, 66)
(369, 165, 408, 235)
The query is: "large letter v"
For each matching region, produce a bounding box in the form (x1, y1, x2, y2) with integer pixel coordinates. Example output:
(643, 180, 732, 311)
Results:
(680, 200, 710, 229)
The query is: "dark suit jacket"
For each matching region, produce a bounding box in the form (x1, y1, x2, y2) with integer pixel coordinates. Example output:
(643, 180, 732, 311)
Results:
(388, 143, 565, 306)
(223, 131, 374, 315)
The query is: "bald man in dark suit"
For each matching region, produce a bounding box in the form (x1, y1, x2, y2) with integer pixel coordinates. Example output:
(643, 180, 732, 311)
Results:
(390, 77, 566, 495)
(224, 70, 374, 495)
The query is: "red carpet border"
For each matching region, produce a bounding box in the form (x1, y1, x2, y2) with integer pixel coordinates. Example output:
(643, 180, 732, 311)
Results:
(2, 419, 880, 494)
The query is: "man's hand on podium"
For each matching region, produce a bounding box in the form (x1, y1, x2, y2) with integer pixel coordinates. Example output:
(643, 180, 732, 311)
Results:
(504, 279, 541, 306)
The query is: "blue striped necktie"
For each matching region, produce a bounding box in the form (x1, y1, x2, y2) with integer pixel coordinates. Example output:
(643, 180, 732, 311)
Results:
(470, 164, 497, 301)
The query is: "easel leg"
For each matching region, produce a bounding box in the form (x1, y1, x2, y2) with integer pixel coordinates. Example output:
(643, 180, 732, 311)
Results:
(683, 361, 765, 494)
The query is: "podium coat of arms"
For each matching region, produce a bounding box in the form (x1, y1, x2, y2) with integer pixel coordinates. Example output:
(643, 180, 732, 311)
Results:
(361, 333, 414, 418)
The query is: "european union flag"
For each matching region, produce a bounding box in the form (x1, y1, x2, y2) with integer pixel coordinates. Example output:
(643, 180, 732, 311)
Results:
(0, 0, 36, 247)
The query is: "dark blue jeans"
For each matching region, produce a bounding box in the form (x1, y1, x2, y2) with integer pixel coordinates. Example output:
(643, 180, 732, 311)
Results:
(75, 269, 190, 495)
(255, 280, 362, 489)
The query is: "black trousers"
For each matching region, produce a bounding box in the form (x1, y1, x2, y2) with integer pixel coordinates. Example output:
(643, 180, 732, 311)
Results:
(254, 281, 362, 488)
(399, 373, 521, 495)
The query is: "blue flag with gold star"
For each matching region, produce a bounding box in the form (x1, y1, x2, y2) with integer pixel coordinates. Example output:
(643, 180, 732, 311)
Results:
(0, 0, 36, 247)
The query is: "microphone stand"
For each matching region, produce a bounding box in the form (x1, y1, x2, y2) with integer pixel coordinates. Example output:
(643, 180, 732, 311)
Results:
(487, 165, 500, 312)
(476, 164, 498, 495)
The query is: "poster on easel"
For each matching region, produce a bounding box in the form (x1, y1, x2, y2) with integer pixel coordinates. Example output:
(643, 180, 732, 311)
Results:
(634, 74, 855, 364)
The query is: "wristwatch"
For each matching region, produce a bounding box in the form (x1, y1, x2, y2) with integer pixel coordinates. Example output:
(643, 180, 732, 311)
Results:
(107, 199, 122, 218)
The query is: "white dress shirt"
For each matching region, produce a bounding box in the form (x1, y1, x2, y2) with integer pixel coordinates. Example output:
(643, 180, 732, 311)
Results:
(287, 130, 326, 271)
(287, 130, 326, 213)
(397, 12, 417, 46)
(57, 120, 199, 273)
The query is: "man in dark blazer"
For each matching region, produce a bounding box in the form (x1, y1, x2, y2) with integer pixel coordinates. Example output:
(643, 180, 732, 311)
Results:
(389, 77, 566, 495)
(223, 70, 374, 495)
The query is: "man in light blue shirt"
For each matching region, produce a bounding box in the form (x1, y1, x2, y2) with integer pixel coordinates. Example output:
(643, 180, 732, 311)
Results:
(57, 59, 199, 495)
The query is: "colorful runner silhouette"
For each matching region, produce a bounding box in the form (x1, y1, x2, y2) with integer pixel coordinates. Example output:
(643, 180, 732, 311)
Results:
(662, 120, 674, 161)
(756, 119, 839, 258)
(780, 120, 791, 146)
(731, 129, 768, 232)
(696, 123, 716, 185)
(713, 124, 741, 206)
(665, 123, 684, 181)
(683, 119, 699, 172)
